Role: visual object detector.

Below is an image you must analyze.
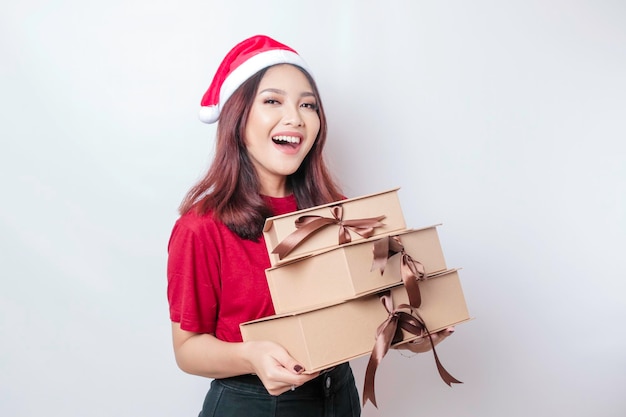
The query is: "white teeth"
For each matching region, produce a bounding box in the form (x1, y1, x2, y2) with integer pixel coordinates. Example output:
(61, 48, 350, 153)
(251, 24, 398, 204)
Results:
(272, 135, 301, 144)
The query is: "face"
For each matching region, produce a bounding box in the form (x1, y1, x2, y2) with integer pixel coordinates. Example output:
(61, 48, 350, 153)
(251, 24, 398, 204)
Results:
(244, 64, 320, 195)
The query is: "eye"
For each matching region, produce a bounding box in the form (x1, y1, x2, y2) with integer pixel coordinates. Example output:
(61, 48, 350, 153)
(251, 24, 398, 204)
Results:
(264, 98, 280, 105)
(301, 102, 318, 111)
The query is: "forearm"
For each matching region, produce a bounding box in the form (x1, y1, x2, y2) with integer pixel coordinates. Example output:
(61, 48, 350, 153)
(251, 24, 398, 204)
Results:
(171, 321, 320, 395)
(172, 322, 254, 379)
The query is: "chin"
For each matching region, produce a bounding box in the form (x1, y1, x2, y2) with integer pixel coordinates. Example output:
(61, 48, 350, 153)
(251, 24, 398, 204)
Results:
(275, 163, 304, 176)
(277, 169, 300, 177)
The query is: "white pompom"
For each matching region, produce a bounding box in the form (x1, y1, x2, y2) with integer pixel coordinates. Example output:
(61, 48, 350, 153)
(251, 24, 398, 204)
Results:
(198, 105, 219, 124)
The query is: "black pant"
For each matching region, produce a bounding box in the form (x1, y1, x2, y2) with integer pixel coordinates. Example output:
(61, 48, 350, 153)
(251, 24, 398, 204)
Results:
(198, 363, 361, 417)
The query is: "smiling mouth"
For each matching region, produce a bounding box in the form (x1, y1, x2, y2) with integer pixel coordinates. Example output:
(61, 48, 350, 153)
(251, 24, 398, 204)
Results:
(272, 135, 301, 146)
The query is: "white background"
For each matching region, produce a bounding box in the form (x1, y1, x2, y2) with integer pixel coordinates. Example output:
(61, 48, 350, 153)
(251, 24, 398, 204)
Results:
(1, 1, 625, 416)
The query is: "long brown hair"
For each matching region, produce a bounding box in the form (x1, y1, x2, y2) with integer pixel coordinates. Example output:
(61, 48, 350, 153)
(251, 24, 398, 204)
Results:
(179, 65, 343, 240)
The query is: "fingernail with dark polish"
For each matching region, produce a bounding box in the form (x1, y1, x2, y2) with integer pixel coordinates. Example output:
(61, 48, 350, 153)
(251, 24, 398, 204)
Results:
(294, 365, 303, 373)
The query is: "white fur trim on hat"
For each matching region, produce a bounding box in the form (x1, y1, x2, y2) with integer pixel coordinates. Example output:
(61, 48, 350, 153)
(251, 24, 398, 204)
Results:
(198, 35, 312, 124)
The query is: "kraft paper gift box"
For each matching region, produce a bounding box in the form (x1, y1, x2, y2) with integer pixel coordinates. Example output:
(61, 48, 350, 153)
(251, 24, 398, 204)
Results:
(263, 188, 406, 267)
(240, 269, 470, 373)
(266, 225, 447, 314)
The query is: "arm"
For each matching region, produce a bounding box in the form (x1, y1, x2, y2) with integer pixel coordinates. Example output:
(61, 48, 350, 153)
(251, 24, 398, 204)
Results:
(171, 322, 320, 395)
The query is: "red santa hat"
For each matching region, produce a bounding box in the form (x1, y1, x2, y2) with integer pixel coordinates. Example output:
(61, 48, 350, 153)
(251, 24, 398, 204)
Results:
(199, 35, 312, 124)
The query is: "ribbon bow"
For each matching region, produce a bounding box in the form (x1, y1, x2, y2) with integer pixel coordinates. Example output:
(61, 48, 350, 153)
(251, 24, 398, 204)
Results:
(271, 205, 386, 259)
(371, 235, 427, 308)
(362, 292, 462, 408)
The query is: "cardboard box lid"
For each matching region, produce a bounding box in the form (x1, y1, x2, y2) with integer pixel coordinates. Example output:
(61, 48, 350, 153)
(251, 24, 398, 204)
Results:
(263, 188, 407, 267)
(240, 268, 472, 373)
(266, 223, 443, 268)
(262, 187, 401, 232)
(244, 268, 463, 323)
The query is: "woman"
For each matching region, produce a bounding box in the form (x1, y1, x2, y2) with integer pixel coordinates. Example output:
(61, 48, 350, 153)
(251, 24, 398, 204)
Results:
(167, 35, 453, 417)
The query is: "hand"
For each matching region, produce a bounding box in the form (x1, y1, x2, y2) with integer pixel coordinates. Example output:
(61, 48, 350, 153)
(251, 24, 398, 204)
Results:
(244, 340, 320, 395)
(395, 327, 455, 354)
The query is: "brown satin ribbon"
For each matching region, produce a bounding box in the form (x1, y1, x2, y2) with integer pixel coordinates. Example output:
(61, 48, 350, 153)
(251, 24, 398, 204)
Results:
(362, 292, 462, 408)
(271, 205, 386, 259)
(371, 235, 426, 308)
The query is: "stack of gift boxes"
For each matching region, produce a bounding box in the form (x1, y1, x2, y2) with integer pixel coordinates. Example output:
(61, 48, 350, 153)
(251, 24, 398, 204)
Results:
(240, 188, 471, 406)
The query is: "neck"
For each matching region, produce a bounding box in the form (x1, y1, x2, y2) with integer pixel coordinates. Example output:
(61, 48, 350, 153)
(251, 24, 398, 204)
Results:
(259, 178, 290, 198)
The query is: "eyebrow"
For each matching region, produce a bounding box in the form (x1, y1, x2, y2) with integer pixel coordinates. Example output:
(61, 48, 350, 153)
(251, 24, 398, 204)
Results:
(259, 88, 316, 98)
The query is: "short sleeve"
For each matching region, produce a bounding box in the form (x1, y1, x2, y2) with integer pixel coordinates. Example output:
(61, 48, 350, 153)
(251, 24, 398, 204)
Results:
(166, 218, 221, 334)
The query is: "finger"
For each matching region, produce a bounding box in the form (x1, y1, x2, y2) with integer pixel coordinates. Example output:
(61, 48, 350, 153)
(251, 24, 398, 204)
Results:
(289, 371, 320, 390)
(433, 327, 455, 342)
(268, 347, 307, 375)
(440, 326, 455, 336)
(429, 327, 454, 343)
(403, 327, 456, 353)
(274, 372, 320, 396)
(268, 384, 294, 396)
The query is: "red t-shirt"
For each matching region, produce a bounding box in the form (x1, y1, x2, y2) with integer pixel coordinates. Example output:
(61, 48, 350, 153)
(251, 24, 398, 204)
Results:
(166, 195, 298, 342)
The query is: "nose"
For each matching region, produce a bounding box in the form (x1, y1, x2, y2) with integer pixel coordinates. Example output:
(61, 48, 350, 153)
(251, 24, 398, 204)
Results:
(283, 104, 304, 127)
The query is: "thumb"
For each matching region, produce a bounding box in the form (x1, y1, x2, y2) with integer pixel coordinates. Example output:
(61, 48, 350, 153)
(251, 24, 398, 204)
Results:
(278, 353, 306, 374)
(269, 346, 306, 375)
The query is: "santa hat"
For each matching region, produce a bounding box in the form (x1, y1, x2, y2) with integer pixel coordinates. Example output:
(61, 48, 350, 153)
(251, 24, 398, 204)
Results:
(199, 35, 312, 124)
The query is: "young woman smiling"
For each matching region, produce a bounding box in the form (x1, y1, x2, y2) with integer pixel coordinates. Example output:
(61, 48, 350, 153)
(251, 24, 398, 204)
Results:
(166, 35, 453, 417)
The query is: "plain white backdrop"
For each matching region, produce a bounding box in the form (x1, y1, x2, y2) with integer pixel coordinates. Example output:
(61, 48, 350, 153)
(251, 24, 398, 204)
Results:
(1, 1, 625, 416)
